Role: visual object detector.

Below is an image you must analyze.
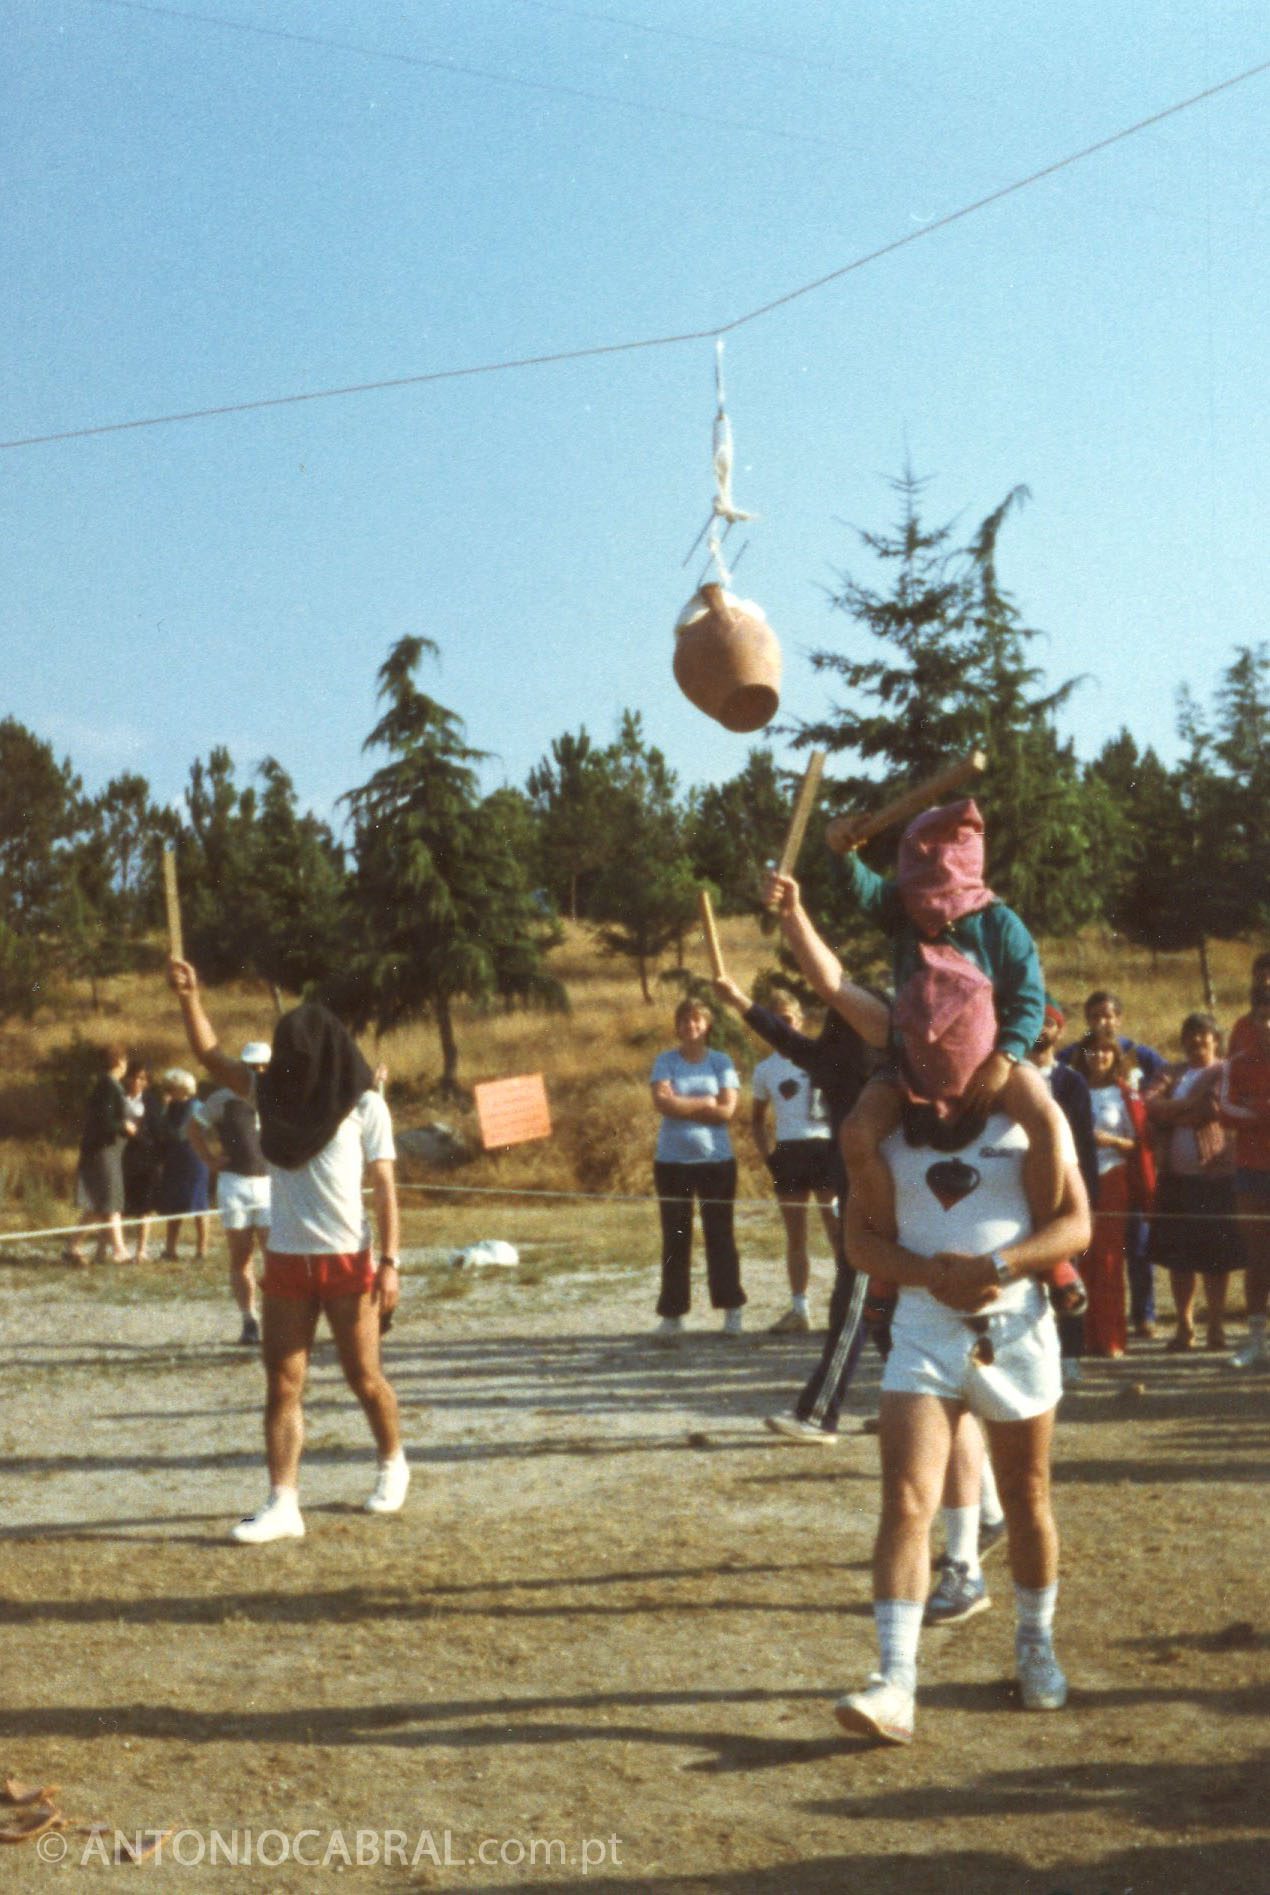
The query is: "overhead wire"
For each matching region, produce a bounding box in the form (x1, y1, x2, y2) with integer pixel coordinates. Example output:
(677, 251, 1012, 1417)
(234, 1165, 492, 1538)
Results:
(503, 0, 859, 78)
(91, 0, 852, 153)
(4, 51, 1269, 452)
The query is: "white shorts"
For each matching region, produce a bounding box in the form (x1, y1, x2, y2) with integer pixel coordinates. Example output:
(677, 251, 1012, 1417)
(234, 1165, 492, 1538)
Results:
(882, 1283, 1061, 1423)
(218, 1172, 271, 1232)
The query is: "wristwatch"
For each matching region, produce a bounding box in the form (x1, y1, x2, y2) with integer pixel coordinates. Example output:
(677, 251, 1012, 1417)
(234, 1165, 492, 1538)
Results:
(990, 1251, 1013, 1287)
(378, 1256, 399, 1270)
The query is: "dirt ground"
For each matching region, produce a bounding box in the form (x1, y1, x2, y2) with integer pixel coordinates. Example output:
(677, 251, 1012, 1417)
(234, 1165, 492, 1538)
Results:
(1, 1223, 1267, 1893)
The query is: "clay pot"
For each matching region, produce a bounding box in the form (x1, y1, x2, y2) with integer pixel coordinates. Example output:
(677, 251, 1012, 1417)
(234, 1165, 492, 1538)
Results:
(672, 583, 782, 733)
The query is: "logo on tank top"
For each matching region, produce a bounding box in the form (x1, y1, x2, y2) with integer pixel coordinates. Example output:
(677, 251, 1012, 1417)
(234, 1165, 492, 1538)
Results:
(778, 1078, 801, 1100)
(924, 1158, 982, 1210)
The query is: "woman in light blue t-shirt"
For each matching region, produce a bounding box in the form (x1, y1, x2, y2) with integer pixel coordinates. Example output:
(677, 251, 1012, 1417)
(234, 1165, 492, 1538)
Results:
(649, 998, 744, 1341)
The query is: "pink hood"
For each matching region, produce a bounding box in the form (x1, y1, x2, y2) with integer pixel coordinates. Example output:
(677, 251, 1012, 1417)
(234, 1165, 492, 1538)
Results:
(896, 798, 996, 937)
(894, 943, 998, 1110)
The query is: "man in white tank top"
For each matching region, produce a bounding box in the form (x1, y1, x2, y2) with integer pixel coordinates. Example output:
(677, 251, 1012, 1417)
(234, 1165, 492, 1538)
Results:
(834, 1098, 1090, 1746)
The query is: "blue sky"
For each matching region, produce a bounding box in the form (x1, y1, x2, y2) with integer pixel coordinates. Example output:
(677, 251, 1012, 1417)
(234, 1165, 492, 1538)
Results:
(5, 1, 1268, 828)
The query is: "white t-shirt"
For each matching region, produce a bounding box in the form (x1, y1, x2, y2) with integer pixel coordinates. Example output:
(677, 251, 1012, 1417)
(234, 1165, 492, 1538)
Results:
(751, 1052, 830, 1145)
(883, 1110, 1078, 1319)
(265, 1090, 396, 1256)
(1090, 1085, 1133, 1175)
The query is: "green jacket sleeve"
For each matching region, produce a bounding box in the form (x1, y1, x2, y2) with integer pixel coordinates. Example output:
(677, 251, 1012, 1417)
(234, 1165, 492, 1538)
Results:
(837, 851, 901, 933)
(981, 905, 1045, 1061)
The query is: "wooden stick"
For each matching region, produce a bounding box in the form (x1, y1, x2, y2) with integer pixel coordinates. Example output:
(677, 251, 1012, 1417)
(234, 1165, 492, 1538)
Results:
(771, 750, 825, 893)
(831, 750, 987, 851)
(697, 888, 726, 980)
(161, 845, 184, 962)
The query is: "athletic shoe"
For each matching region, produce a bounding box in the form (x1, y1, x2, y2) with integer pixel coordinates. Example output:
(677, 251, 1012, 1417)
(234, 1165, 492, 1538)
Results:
(768, 1306, 811, 1335)
(924, 1556, 991, 1626)
(230, 1493, 304, 1545)
(722, 1308, 744, 1337)
(764, 1413, 838, 1446)
(1229, 1334, 1269, 1371)
(1016, 1641, 1068, 1711)
(651, 1316, 684, 1346)
(834, 1674, 914, 1746)
(365, 1455, 410, 1515)
(979, 1516, 1008, 1561)
(238, 1314, 261, 1346)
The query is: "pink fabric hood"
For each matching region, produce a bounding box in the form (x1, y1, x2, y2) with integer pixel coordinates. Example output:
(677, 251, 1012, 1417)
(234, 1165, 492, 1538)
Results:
(893, 943, 999, 1110)
(896, 798, 996, 937)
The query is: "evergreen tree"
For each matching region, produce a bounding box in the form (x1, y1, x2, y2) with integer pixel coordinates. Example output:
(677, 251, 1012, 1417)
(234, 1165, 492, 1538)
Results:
(687, 748, 791, 914)
(589, 712, 699, 1001)
(337, 637, 562, 1089)
(796, 470, 1099, 937)
(526, 729, 613, 921)
(0, 720, 86, 933)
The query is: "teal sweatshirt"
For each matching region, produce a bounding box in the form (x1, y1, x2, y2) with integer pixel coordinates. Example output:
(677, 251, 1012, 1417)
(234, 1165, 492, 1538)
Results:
(839, 853, 1045, 1063)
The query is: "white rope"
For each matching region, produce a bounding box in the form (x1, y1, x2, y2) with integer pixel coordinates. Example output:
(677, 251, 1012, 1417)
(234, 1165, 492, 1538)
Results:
(704, 339, 756, 587)
(3, 1179, 1268, 1246)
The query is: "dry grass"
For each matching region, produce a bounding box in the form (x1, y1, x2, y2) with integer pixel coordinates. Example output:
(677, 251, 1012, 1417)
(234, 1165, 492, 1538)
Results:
(1, 921, 1263, 1237)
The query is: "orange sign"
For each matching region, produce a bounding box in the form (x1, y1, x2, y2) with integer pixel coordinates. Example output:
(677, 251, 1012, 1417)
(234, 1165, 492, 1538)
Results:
(474, 1073, 553, 1150)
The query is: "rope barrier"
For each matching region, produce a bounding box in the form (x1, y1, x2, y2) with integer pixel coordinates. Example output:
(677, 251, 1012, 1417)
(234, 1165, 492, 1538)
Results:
(2, 1182, 1268, 1249)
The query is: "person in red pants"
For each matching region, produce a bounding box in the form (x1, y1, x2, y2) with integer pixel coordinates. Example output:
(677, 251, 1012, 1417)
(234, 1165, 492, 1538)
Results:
(1068, 1038, 1155, 1356)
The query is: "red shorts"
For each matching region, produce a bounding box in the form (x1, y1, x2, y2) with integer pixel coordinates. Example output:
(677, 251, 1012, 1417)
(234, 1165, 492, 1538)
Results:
(263, 1249, 377, 1300)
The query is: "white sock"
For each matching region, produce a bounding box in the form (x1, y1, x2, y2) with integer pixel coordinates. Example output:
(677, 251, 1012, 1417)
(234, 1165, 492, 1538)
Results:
(791, 1293, 809, 1316)
(978, 1452, 1004, 1527)
(943, 1505, 981, 1579)
(270, 1485, 299, 1505)
(1014, 1582, 1058, 1653)
(874, 1599, 924, 1696)
(380, 1448, 407, 1469)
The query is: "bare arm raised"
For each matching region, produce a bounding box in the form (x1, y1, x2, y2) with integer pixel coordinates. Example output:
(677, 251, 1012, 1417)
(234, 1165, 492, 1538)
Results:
(761, 871, 890, 1049)
(167, 958, 255, 1100)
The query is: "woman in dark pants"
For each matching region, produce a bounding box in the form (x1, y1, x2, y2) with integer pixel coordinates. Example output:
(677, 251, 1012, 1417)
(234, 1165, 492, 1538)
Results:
(650, 998, 743, 1341)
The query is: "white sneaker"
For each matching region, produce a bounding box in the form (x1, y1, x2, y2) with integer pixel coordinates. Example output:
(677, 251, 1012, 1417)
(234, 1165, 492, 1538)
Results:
(652, 1316, 684, 1346)
(722, 1308, 744, 1337)
(1060, 1357, 1083, 1387)
(365, 1454, 410, 1514)
(768, 1306, 811, 1334)
(1016, 1641, 1068, 1711)
(1229, 1333, 1268, 1370)
(834, 1673, 914, 1745)
(764, 1413, 838, 1446)
(230, 1492, 304, 1545)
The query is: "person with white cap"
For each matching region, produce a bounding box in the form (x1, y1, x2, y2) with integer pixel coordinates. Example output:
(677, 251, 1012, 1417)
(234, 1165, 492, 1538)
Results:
(190, 1040, 274, 1346)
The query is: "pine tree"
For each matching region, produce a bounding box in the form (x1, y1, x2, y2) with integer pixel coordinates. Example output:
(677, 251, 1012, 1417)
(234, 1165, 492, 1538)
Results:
(526, 730, 613, 921)
(589, 712, 699, 1002)
(337, 637, 562, 1089)
(796, 470, 1099, 937)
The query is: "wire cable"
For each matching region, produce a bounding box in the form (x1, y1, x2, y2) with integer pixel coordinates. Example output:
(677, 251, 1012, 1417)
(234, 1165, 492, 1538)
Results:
(91, 0, 850, 153)
(5, 52, 1268, 453)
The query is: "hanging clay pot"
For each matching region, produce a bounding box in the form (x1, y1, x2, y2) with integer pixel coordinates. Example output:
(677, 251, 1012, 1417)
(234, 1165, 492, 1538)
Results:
(672, 582, 782, 733)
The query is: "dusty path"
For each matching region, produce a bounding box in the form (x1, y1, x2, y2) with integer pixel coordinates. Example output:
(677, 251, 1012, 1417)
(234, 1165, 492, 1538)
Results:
(1, 1247, 1266, 1890)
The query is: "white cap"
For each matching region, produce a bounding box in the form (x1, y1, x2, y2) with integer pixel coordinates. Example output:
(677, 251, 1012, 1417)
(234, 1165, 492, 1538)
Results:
(240, 1042, 272, 1066)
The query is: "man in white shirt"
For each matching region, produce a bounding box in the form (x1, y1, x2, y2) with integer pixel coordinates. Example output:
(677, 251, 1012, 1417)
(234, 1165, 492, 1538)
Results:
(169, 959, 406, 1545)
(835, 1097, 1090, 1746)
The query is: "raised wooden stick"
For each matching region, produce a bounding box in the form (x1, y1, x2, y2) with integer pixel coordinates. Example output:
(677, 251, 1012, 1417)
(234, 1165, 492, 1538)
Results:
(768, 750, 825, 901)
(161, 845, 184, 962)
(827, 749, 987, 853)
(697, 888, 726, 980)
